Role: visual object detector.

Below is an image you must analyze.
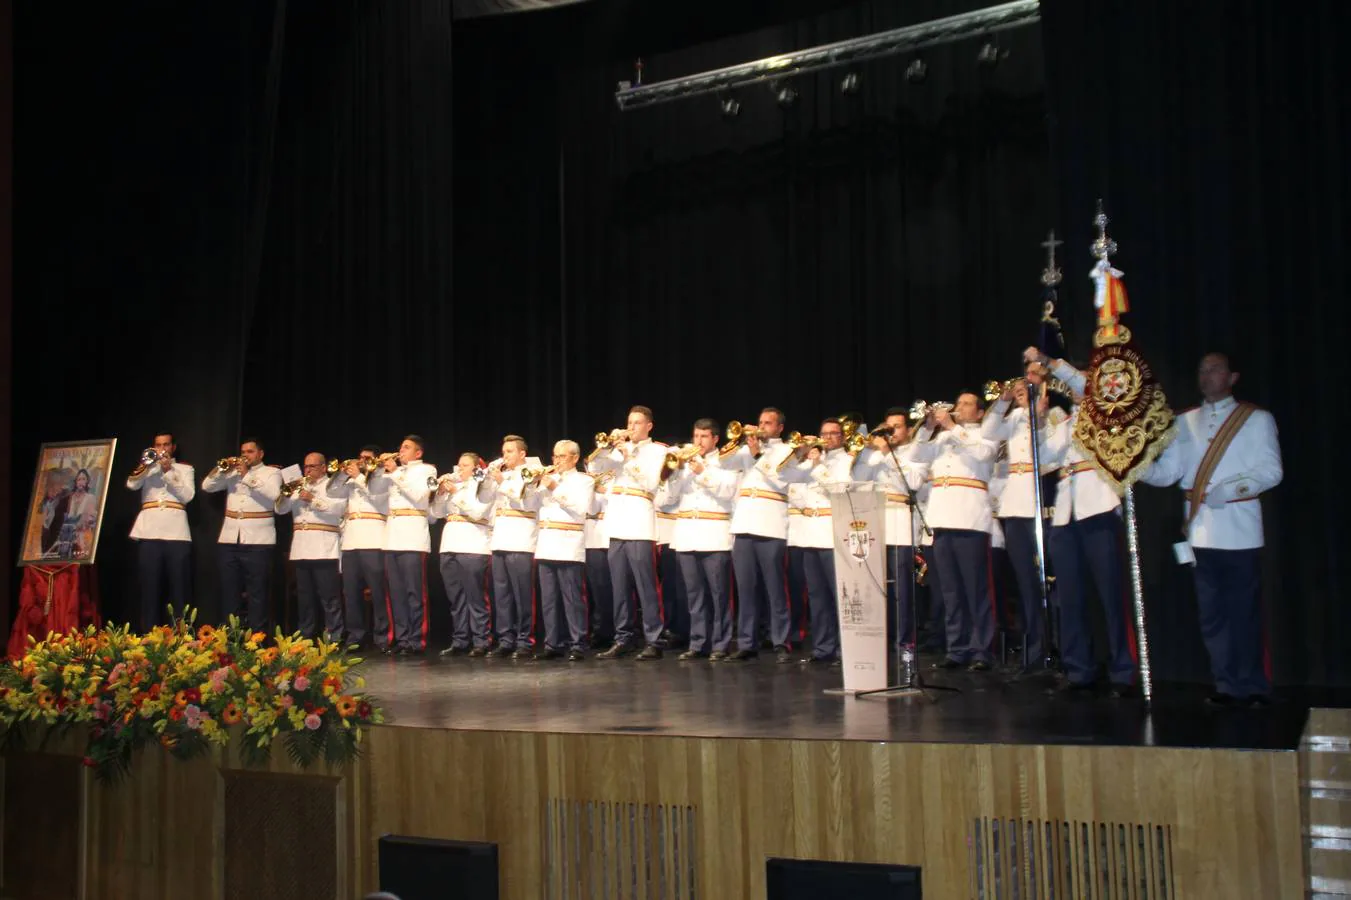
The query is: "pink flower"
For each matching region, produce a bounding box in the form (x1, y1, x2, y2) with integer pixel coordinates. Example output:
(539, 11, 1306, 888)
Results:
(293, 675, 310, 691)
(279, 695, 294, 709)
(185, 704, 205, 730)
(303, 713, 321, 730)
(209, 667, 231, 690)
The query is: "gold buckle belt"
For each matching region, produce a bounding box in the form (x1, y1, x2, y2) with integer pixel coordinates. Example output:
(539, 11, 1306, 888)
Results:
(788, 508, 832, 518)
(1062, 461, 1096, 478)
(884, 493, 911, 505)
(142, 501, 185, 511)
(586, 512, 605, 520)
(1007, 463, 1036, 474)
(225, 510, 273, 520)
(738, 488, 787, 503)
(388, 509, 426, 518)
(931, 477, 988, 491)
(346, 512, 386, 522)
(496, 508, 537, 520)
(676, 510, 730, 521)
(540, 521, 584, 532)
(294, 523, 340, 533)
(611, 487, 654, 502)
(446, 514, 489, 526)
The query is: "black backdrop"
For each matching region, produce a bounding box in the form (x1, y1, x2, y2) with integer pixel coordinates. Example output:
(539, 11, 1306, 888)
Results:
(11, 0, 1349, 685)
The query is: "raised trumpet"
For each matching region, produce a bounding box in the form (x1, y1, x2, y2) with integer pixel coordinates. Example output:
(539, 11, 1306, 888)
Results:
(216, 456, 245, 473)
(719, 420, 762, 456)
(130, 447, 162, 477)
(594, 429, 631, 449)
(662, 444, 703, 476)
(280, 477, 310, 497)
(777, 433, 824, 470)
(520, 465, 556, 487)
(983, 378, 1021, 404)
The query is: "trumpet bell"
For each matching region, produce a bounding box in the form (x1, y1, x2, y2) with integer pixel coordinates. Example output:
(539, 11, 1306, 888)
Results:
(139, 448, 160, 466)
(327, 459, 341, 475)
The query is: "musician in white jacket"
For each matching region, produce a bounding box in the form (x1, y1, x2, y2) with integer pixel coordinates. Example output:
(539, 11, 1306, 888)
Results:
(126, 431, 195, 630)
(275, 453, 346, 639)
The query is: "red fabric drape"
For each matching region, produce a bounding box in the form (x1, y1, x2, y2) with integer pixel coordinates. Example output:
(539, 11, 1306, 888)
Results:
(7, 564, 101, 659)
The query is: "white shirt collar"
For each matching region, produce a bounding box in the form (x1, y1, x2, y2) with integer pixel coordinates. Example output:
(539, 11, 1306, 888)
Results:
(1203, 395, 1237, 415)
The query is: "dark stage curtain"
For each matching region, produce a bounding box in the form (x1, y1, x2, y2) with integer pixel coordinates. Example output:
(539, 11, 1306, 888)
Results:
(1041, 0, 1351, 686)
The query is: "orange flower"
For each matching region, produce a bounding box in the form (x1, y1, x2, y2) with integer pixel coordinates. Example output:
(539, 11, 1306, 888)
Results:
(322, 677, 343, 697)
(334, 696, 358, 718)
(221, 702, 242, 725)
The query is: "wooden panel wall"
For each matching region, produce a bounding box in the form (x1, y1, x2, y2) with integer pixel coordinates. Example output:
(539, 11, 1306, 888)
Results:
(0, 722, 1308, 899)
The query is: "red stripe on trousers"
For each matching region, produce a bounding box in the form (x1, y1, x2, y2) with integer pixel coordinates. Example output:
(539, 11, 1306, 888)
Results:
(382, 560, 395, 647)
(419, 554, 429, 650)
(529, 559, 539, 647)
(781, 548, 793, 651)
(652, 543, 666, 622)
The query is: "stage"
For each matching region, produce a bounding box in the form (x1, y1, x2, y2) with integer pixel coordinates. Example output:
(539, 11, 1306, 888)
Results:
(3, 650, 1344, 900)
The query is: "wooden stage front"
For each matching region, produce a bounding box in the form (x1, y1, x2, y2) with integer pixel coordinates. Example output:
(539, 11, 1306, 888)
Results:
(3, 652, 1338, 899)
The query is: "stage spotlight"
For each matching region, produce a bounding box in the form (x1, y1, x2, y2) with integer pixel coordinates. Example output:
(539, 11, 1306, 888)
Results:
(719, 95, 741, 118)
(905, 58, 928, 84)
(977, 41, 1002, 67)
(773, 82, 798, 108)
(840, 72, 860, 95)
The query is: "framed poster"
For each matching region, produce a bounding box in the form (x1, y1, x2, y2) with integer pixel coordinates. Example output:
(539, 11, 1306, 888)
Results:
(18, 439, 118, 566)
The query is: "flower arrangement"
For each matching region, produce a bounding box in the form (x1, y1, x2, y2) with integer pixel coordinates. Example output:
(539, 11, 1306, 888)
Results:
(0, 611, 383, 781)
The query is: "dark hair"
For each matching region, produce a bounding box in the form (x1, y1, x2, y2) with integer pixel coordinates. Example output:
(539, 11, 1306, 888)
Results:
(882, 407, 908, 420)
(502, 434, 528, 452)
(692, 417, 719, 435)
(360, 443, 382, 455)
(760, 407, 785, 426)
(403, 434, 425, 451)
(153, 431, 176, 446)
(240, 436, 264, 452)
(1202, 350, 1239, 373)
(629, 405, 654, 422)
(958, 391, 986, 412)
(820, 416, 842, 430)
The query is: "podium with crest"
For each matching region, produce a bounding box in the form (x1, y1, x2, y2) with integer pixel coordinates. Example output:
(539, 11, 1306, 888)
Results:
(824, 482, 893, 693)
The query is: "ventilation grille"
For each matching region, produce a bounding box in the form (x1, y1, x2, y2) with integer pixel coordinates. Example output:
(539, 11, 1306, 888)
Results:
(223, 771, 340, 900)
(543, 798, 697, 900)
(968, 818, 1176, 900)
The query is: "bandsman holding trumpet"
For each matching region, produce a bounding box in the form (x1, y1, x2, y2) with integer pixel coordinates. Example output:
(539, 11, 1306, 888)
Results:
(201, 437, 282, 630)
(327, 446, 391, 652)
(484, 435, 541, 659)
(127, 431, 195, 630)
(590, 406, 670, 660)
(369, 436, 437, 655)
(912, 395, 999, 671)
(723, 408, 796, 663)
(530, 441, 595, 660)
(430, 453, 494, 657)
(663, 420, 739, 660)
(275, 452, 347, 639)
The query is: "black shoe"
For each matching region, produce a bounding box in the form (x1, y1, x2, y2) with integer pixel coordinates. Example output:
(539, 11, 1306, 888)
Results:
(379, 645, 396, 656)
(1052, 679, 1097, 696)
(933, 657, 963, 670)
(709, 651, 728, 662)
(1206, 692, 1238, 707)
(567, 649, 586, 662)
(800, 655, 837, 666)
(538, 648, 564, 660)
(759, 638, 774, 650)
(596, 643, 632, 659)
(727, 649, 757, 661)
(968, 660, 992, 673)
(774, 645, 794, 664)
(1108, 682, 1138, 699)
(467, 647, 487, 658)
(1246, 694, 1272, 708)
(439, 645, 469, 658)
(656, 629, 674, 649)
(488, 645, 514, 658)
(636, 646, 663, 661)
(395, 646, 416, 657)
(678, 649, 706, 661)
(512, 648, 535, 660)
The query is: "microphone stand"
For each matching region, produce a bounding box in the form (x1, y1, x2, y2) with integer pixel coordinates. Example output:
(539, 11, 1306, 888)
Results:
(857, 437, 960, 700)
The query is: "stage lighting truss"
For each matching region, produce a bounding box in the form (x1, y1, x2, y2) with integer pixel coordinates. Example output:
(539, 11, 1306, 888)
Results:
(613, 0, 1038, 112)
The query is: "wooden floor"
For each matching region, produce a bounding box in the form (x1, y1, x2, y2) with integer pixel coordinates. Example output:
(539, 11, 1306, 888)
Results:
(0, 655, 1323, 899)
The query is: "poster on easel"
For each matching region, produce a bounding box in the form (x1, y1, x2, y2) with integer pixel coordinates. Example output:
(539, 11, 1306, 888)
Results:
(18, 439, 118, 566)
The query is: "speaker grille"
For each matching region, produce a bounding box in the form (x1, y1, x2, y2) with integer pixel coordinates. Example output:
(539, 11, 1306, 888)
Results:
(544, 798, 697, 899)
(222, 770, 340, 900)
(969, 817, 1176, 900)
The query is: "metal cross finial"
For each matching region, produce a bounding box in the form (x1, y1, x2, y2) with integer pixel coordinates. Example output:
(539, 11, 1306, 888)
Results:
(1040, 229, 1063, 287)
(1091, 198, 1118, 262)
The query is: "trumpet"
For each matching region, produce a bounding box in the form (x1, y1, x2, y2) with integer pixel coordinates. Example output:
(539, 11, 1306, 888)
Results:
(130, 447, 162, 477)
(280, 477, 310, 497)
(215, 456, 245, 473)
(776, 433, 824, 470)
(983, 378, 1021, 404)
(591, 469, 615, 488)
(594, 429, 631, 449)
(519, 465, 557, 487)
(662, 444, 704, 475)
(719, 420, 762, 456)
(326, 459, 342, 476)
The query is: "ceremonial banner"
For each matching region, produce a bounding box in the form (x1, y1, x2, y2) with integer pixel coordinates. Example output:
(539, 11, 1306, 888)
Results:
(1071, 213, 1175, 492)
(827, 483, 890, 693)
(19, 439, 118, 566)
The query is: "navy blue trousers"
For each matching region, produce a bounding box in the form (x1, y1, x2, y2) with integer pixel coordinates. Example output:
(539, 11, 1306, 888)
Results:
(732, 535, 792, 651)
(1001, 517, 1047, 664)
(1193, 547, 1268, 697)
(678, 550, 733, 654)
(1049, 512, 1135, 686)
(385, 551, 427, 651)
(886, 544, 916, 650)
(659, 545, 689, 639)
(802, 547, 838, 660)
(137, 539, 192, 631)
(341, 549, 389, 648)
(932, 528, 993, 664)
(608, 539, 664, 646)
(586, 548, 614, 644)
(492, 550, 535, 650)
(295, 559, 341, 639)
(438, 552, 492, 650)
(219, 544, 272, 631)
(919, 547, 947, 651)
(787, 546, 809, 646)
(539, 560, 587, 651)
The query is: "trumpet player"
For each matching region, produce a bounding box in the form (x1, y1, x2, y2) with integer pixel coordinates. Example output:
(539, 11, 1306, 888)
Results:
(327, 446, 392, 653)
(484, 435, 541, 659)
(779, 418, 857, 665)
(126, 431, 195, 630)
(366, 436, 436, 656)
(275, 452, 347, 640)
(590, 406, 670, 660)
(858, 409, 930, 653)
(201, 438, 282, 630)
(724, 408, 796, 663)
(531, 441, 594, 660)
(911, 395, 999, 671)
(981, 377, 1054, 666)
(664, 420, 738, 660)
(430, 453, 493, 657)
